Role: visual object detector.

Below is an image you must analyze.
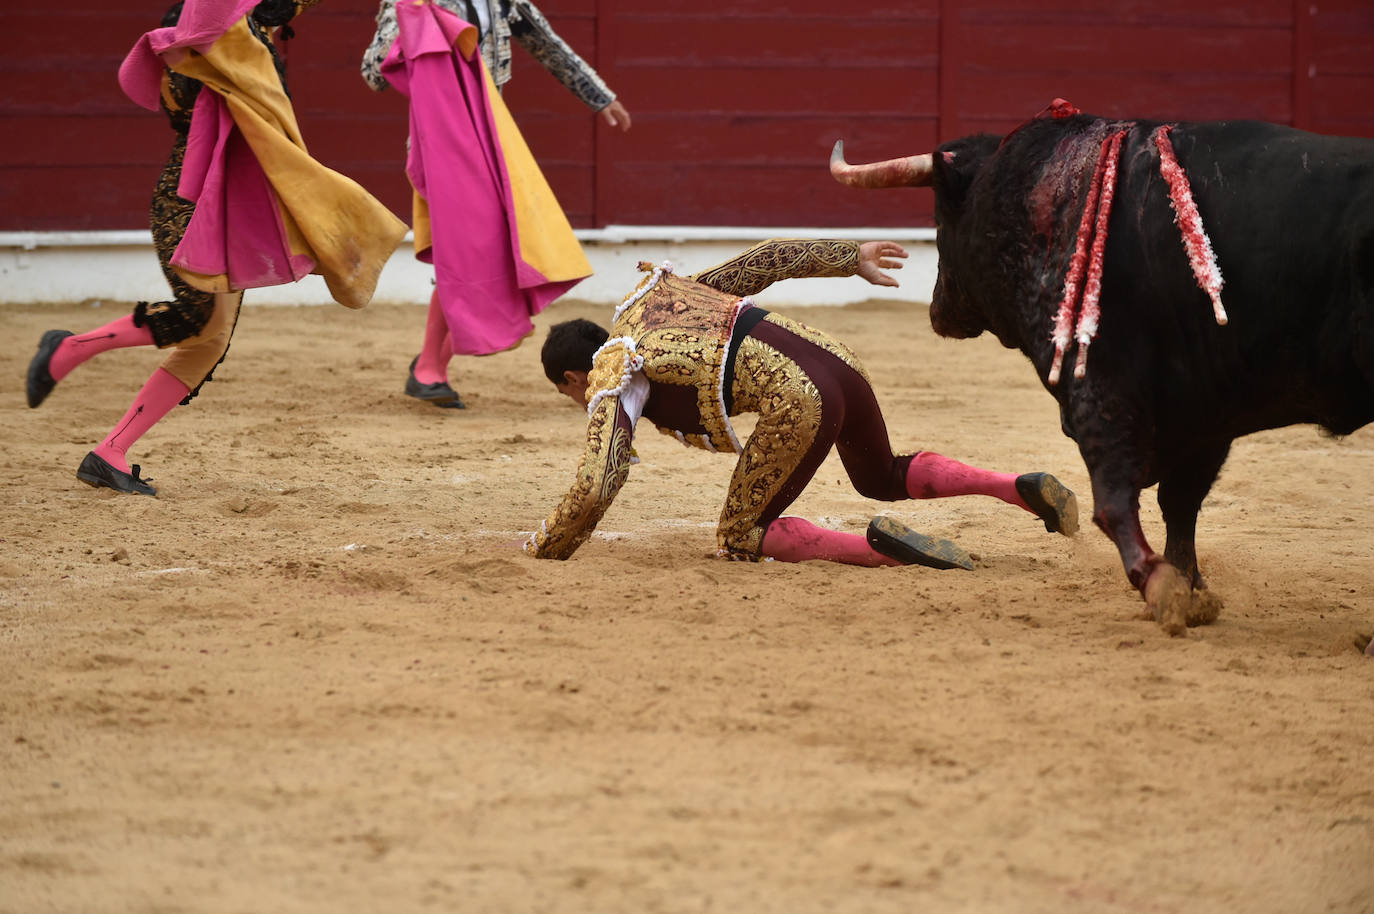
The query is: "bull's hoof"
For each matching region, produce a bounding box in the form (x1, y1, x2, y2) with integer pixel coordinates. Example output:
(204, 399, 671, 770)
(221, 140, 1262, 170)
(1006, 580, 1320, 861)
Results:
(1144, 565, 1190, 636)
(1187, 588, 1223, 627)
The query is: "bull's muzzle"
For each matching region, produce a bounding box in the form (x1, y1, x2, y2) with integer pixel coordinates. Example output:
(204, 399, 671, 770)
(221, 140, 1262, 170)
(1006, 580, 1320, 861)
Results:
(829, 141, 934, 188)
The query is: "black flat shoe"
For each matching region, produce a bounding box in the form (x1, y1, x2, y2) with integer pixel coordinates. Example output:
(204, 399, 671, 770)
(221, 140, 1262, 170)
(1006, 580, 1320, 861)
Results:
(27, 329, 73, 408)
(404, 356, 465, 408)
(76, 452, 157, 496)
(1015, 472, 1079, 536)
(866, 516, 973, 570)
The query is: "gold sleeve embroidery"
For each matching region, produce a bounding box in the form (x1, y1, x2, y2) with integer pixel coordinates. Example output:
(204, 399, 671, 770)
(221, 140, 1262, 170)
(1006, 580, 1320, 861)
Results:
(525, 395, 634, 560)
(584, 339, 638, 408)
(688, 239, 861, 298)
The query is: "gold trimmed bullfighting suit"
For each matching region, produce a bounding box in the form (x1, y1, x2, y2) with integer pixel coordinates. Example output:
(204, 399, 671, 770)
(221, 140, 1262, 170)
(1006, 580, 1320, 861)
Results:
(525, 239, 924, 561)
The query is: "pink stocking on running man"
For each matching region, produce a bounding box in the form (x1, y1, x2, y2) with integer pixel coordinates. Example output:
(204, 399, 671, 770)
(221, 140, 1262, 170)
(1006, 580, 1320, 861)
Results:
(93, 368, 190, 474)
(412, 289, 454, 386)
(48, 314, 154, 381)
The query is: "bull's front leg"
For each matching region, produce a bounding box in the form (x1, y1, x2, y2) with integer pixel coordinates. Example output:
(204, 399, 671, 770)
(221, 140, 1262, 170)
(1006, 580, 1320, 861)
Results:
(1087, 476, 1152, 587)
(1088, 473, 1190, 636)
(1061, 380, 1189, 634)
(1076, 438, 1190, 636)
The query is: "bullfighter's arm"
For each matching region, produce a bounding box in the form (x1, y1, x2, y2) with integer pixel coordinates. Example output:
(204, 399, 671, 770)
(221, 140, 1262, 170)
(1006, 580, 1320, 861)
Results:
(690, 239, 905, 297)
(524, 341, 642, 560)
(508, 0, 616, 112)
(360, 0, 398, 91)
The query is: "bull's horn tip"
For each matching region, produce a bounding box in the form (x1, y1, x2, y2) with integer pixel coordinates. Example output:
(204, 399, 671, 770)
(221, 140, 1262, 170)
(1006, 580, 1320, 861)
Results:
(830, 139, 845, 160)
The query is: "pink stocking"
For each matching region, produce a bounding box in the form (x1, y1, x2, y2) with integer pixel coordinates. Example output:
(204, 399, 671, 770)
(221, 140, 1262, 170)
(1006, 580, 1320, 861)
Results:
(49, 314, 156, 381)
(92, 368, 191, 474)
(760, 516, 900, 567)
(412, 289, 453, 385)
(906, 451, 1024, 506)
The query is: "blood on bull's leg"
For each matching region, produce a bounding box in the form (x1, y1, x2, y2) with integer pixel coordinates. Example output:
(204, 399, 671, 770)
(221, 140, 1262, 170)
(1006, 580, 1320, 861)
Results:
(1088, 468, 1190, 636)
(1087, 477, 1149, 584)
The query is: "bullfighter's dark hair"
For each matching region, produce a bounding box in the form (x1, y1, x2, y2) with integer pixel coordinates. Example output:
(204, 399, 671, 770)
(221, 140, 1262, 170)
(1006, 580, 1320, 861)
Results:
(541, 319, 609, 384)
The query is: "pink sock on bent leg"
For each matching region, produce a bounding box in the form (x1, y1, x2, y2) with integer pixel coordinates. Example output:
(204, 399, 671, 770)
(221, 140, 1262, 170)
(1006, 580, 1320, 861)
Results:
(49, 314, 156, 382)
(905, 451, 1023, 506)
(760, 516, 900, 567)
(412, 289, 452, 385)
(93, 367, 190, 474)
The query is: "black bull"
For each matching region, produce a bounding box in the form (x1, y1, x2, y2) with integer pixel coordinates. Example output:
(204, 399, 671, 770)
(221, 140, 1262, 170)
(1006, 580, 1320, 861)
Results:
(833, 113, 1374, 634)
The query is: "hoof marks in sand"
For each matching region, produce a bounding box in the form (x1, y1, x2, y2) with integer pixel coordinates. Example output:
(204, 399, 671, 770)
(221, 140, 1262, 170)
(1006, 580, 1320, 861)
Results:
(1186, 588, 1223, 627)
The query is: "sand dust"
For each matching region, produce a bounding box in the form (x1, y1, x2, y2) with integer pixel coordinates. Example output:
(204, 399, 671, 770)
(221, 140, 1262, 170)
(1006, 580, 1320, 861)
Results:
(3, 295, 1372, 913)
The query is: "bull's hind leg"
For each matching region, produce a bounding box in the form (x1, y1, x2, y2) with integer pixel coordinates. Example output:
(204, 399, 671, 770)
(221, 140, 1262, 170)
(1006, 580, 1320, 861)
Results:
(1087, 465, 1190, 636)
(1157, 445, 1230, 626)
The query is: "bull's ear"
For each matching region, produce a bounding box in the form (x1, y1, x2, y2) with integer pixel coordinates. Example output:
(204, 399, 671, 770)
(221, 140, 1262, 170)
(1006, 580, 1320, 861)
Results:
(932, 134, 998, 209)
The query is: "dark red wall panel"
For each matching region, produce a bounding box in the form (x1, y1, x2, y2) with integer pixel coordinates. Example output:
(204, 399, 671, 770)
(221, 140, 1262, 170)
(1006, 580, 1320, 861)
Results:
(1307, 0, 1374, 137)
(939, 2, 1299, 137)
(3, 0, 1372, 232)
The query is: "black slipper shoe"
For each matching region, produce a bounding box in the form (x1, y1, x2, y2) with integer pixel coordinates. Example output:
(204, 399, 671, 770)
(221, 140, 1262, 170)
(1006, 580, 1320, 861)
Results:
(866, 516, 973, 570)
(76, 452, 157, 496)
(405, 356, 465, 408)
(27, 329, 73, 408)
(1015, 472, 1079, 535)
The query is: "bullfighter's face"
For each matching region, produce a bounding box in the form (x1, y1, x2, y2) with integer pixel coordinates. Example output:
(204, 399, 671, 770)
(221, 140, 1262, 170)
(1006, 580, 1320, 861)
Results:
(554, 370, 591, 409)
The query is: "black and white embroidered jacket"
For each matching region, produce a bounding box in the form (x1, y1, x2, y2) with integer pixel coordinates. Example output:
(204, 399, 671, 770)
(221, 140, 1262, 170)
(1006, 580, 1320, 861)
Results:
(360, 0, 615, 111)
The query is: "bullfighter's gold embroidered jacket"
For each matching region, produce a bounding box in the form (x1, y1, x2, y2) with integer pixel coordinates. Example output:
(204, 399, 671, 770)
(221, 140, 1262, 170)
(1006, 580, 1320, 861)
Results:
(524, 239, 861, 560)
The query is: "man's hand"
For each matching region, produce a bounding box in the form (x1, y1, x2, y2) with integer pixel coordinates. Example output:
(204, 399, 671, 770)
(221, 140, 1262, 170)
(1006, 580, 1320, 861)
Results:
(599, 100, 632, 132)
(856, 241, 908, 287)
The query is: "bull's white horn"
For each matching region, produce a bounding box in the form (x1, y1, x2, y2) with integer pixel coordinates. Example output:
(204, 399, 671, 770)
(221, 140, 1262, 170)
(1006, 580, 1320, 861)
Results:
(830, 141, 934, 188)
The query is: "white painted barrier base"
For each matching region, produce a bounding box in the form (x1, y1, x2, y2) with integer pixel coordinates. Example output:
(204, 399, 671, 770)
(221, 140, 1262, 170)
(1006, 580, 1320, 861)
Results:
(0, 227, 937, 309)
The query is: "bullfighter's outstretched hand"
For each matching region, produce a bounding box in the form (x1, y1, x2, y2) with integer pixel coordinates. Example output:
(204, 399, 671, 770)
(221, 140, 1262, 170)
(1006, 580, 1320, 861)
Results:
(598, 99, 632, 132)
(857, 241, 908, 287)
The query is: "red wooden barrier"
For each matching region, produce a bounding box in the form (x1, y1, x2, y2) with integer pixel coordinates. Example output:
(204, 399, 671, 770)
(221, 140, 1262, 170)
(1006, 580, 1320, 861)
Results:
(2, 0, 1371, 232)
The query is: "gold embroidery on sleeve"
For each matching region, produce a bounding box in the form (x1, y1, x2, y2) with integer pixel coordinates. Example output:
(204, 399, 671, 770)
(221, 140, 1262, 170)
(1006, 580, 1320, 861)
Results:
(689, 240, 861, 298)
(526, 397, 633, 560)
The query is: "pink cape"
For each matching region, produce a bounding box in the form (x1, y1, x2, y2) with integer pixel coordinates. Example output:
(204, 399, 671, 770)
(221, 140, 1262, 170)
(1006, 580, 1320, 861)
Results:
(381, 2, 587, 355)
(117, 0, 259, 111)
(174, 93, 316, 288)
(118, 0, 315, 291)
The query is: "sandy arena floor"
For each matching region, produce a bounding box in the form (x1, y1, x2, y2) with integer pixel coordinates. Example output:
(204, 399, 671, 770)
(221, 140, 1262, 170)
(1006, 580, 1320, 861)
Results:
(2, 293, 1372, 914)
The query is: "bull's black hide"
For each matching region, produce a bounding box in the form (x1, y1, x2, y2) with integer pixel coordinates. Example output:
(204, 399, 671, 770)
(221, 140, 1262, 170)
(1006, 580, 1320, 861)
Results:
(914, 114, 1372, 631)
